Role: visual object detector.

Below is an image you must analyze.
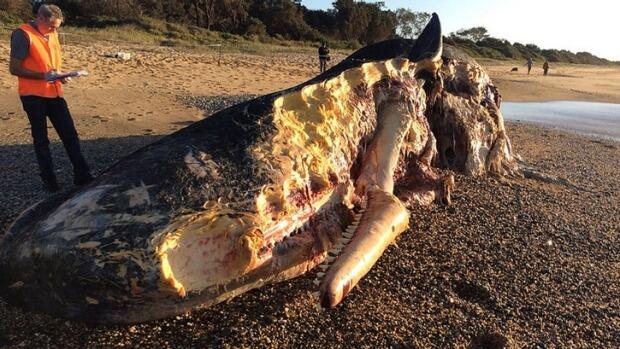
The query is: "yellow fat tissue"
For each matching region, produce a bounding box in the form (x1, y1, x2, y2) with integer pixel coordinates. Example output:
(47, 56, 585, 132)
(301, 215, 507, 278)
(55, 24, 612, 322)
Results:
(253, 58, 416, 224)
(157, 207, 262, 297)
(157, 58, 419, 297)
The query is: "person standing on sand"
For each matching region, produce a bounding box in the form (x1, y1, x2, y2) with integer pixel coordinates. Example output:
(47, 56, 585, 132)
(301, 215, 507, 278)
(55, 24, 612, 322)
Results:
(318, 42, 330, 73)
(524, 57, 533, 75)
(9, 4, 93, 193)
(543, 60, 550, 76)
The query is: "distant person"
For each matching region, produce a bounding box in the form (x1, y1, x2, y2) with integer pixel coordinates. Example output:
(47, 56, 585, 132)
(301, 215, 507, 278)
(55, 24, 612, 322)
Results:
(9, 4, 93, 192)
(524, 57, 533, 75)
(543, 60, 550, 76)
(318, 42, 330, 73)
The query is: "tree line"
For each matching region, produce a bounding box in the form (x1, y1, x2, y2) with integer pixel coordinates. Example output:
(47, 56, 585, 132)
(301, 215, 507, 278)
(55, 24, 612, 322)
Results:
(447, 27, 613, 65)
(1, 0, 430, 46)
(1, 0, 614, 64)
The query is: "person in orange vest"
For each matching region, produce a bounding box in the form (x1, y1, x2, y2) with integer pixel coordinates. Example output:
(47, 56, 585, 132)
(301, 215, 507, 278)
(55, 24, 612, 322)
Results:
(9, 4, 93, 192)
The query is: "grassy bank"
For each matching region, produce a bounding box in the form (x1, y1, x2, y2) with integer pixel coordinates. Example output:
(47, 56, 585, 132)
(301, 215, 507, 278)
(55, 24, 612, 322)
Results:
(3, 11, 617, 65)
(0, 12, 340, 56)
(446, 35, 618, 65)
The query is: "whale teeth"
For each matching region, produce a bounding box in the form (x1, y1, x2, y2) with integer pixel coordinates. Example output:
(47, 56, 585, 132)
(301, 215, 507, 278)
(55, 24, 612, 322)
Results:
(319, 264, 329, 271)
(311, 291, 320, 299)
(342, 233, 353, 239)
(326, 256, 336, 263)
(316, 272, 325, 278)
(312, 279, 321, 286)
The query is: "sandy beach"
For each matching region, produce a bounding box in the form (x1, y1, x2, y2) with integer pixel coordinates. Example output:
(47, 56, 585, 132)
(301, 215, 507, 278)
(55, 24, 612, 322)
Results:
(1, 40, 619, 145)
(0, 40, 618, 348)
(483, 60, 620, 104)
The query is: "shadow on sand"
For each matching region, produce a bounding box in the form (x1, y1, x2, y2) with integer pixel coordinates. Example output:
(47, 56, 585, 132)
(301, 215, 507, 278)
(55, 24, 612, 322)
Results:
(0, 135, 162, 230)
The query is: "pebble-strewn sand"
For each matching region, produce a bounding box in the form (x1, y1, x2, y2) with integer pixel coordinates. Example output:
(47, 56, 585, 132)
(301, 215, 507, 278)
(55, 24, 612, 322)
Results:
(0, 39, 618, 348)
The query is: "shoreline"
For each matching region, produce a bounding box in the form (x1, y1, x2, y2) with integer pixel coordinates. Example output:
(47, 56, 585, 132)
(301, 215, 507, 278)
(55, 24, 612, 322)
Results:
(500, 94, 620, 104)
(503, 99, 620, 105)
(501, 100, 620, 142)
(506, 120, 620, 143)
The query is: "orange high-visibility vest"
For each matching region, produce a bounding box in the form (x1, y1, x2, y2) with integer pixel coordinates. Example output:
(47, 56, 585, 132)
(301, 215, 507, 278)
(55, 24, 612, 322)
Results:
(17, 23, 63, 97)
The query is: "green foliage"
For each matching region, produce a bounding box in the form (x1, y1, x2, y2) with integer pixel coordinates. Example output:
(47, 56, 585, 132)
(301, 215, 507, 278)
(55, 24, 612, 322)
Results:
(251, 0, 322, 41)
(513, 42, 530, 57)
(0, 0, 31, 19)
(395, 9, 430, 39)
(574, 51, 609, 65)
(477, 47, 506, 60)
(446, 32, 611, 65)
(525, 44, 542, 55)
(331, 0, 395, 44)
(454, 26, 489, 42)
(1, 1, 613, 65)
(242, 17, 267, 37)
(303, 8, 337, 37)
(360, 2, 396, 44)
(0, 11, 24, 30)
(478, 37, 521, 59)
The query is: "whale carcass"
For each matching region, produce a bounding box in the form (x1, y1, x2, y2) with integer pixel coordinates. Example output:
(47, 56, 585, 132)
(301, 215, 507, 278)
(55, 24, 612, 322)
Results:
(0, 14, 517, 324)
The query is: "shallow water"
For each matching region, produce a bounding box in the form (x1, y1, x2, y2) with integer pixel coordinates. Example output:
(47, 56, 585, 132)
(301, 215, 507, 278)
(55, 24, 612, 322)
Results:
(502, 101, 620, 141)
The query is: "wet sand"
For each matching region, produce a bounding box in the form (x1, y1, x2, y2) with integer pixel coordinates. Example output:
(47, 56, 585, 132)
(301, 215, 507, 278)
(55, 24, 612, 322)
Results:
(0, 41, 619, 348)
(502, 101, 620, 141)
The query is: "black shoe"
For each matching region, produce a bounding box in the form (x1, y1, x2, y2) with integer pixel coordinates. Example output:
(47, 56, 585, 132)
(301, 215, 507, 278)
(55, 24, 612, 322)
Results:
(42, 177, 60, 193)
(74, 173, 94, 186)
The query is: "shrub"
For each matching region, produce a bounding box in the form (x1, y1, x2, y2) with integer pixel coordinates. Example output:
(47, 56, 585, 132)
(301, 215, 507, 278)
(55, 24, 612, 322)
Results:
(478, 38, 522, 59)
(476, 47, 507, 60)
(0, 0, 31, 19)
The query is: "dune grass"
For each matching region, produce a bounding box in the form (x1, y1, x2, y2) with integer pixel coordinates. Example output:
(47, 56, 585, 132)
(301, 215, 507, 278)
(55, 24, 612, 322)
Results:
(1, 13, 334, 56)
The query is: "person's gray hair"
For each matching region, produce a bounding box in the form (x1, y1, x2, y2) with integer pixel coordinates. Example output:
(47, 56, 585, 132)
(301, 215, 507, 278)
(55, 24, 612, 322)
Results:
(37, 4, 63, 21)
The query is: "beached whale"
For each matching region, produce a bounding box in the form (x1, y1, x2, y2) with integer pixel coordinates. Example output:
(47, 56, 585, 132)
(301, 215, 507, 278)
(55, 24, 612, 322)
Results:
(0, 14, 517, 324)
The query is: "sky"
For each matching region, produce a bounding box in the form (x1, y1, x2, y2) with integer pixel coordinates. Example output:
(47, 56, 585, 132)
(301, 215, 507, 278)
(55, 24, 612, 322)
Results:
(302, 0, 620, 61)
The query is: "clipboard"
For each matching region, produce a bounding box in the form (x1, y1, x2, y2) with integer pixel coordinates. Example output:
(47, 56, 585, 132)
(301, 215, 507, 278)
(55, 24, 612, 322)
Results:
(46, 70, 89, 82)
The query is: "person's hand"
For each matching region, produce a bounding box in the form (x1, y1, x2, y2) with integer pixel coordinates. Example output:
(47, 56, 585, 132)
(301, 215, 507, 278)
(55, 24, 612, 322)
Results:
(60, 76, 72, 84)
(44, 69, 58, 81)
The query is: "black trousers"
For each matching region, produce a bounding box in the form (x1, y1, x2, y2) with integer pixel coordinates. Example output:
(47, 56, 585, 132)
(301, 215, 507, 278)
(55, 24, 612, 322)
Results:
(319, 58, 328, 73)
(20, 96, 90, 182)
